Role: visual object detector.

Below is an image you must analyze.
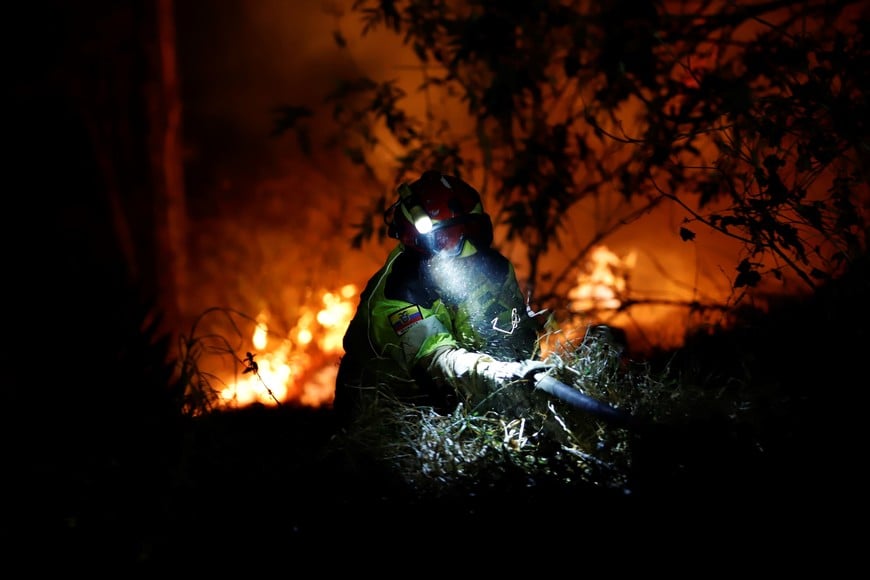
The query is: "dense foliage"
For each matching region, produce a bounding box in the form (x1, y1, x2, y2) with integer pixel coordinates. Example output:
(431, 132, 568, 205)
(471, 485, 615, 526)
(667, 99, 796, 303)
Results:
(277, 0, 869, 322)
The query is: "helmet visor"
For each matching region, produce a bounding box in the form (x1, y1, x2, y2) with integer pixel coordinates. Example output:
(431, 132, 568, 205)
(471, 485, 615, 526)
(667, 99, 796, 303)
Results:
(418, 214, 489, 256)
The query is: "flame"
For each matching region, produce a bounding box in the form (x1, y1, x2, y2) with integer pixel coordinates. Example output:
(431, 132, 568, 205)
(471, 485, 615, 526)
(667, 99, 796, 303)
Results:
(252, 312, 269, 350)
(217, 283, 358, 410)
(540, 245, 637, 357)
(568, 246, 636, 311)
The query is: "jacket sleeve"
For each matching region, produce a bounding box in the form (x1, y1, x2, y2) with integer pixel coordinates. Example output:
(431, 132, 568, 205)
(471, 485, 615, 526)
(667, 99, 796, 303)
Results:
(420, 345, 547, 406)
(368, 296, 458, 373)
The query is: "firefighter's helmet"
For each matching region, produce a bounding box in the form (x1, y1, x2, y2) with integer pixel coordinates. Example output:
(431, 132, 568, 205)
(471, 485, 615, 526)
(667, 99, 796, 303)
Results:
(386, 170, 493, 256)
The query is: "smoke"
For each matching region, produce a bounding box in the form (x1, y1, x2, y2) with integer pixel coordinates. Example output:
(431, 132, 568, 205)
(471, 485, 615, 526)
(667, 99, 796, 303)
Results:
(174, 1, 398, 325)
(175, 0, 409, 193)
(176, 0, 348, 136)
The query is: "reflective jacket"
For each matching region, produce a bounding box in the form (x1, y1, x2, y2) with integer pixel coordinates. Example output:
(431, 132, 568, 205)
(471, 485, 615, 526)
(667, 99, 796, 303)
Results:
(335, 242, 540, 419)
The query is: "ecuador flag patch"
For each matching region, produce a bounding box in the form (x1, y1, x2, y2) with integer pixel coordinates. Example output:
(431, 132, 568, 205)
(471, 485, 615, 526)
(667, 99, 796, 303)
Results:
(389, 305, 424, 336)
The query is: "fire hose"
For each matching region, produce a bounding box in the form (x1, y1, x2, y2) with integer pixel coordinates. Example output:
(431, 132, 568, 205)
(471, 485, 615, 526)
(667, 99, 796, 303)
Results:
(532, 373, 636, 428)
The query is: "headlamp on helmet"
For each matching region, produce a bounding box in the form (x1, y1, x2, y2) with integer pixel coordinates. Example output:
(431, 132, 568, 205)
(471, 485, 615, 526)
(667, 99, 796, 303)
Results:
(397, 183, 433, 234)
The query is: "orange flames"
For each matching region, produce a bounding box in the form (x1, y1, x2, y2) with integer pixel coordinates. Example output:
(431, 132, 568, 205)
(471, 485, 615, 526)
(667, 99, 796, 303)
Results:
(216, 283, 358, 409)
(567, 246, 637, 312)
(538, 245, 638, 357)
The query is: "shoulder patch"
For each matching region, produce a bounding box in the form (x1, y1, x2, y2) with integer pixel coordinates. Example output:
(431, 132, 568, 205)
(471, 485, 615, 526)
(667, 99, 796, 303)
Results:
(388, 305, 424, 336)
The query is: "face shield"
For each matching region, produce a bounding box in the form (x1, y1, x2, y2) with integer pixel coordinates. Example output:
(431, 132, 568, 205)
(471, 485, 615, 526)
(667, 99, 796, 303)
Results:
(416, 214, 491, 257)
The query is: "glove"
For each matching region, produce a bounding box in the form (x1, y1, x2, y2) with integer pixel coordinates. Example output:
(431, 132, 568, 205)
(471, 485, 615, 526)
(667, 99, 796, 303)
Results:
(475, 358, 552, 415)
(424, 347, 553, 410)
(477, 358, 552, 384)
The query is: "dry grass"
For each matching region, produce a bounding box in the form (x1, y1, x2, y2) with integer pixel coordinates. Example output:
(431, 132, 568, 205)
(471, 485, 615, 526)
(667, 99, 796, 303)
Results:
(325, 324, 717, 498)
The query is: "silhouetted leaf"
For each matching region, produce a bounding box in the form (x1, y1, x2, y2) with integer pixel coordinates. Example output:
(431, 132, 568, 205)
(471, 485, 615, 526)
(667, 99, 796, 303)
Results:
(270, 105, 313, 137)
(734, 269, 761, 288)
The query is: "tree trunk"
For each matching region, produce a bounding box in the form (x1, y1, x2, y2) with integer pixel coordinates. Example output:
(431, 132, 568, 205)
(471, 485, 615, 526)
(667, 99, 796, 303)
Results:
(147, 0, 189, 335)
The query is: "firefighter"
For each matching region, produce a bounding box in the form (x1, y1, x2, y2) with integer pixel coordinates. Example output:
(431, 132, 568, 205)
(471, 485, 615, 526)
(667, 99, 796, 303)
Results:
(334, 170, 551, 424)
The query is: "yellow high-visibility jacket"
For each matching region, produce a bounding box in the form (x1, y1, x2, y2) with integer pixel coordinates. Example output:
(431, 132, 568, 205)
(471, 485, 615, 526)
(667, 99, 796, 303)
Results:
(335, 242, 540, 420)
